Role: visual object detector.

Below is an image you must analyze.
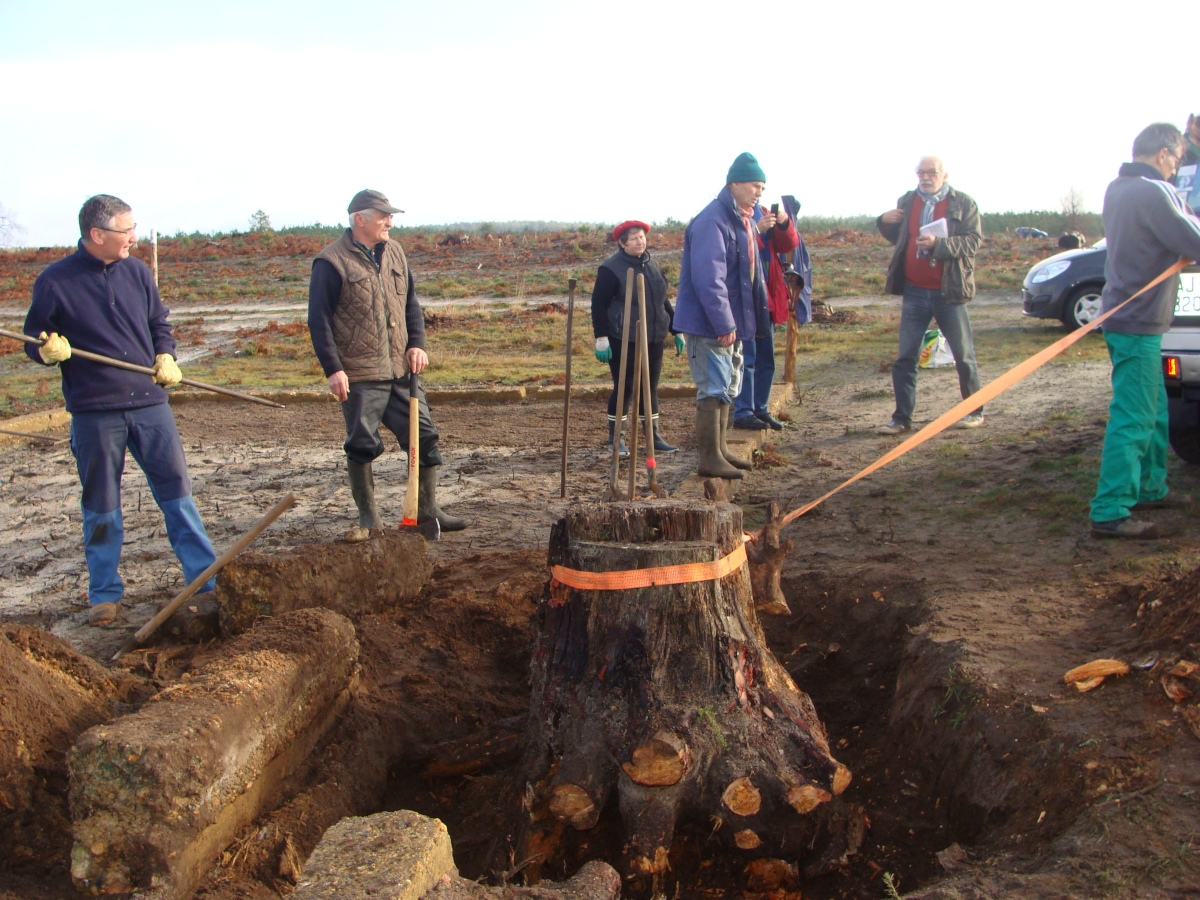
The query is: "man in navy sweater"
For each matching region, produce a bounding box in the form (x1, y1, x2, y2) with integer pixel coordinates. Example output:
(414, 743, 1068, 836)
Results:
(24, 195, 216, 625)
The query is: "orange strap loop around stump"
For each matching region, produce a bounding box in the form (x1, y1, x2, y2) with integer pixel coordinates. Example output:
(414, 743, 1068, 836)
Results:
(550, 539, 748, 592)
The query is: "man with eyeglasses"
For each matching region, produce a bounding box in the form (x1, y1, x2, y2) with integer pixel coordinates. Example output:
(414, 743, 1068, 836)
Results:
(875, 156, 984, 436)
(308, 189, 466, 539)
(23, 194, 217, 625)
(1088, 123, 1200, 539)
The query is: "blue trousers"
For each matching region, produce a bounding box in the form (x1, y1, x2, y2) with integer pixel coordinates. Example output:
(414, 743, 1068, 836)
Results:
(70, 404, 216, 606)
(891, 285, 982, 427)
(733, 329, 776, 419)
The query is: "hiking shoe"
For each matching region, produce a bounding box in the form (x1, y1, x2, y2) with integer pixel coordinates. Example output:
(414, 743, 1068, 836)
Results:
(88, 601, 120, 626)
(876, 420, 911, 436)
(756, 412, 784, 431)
(733, 415, 768, 431)
(1132, 492, 1193, 511)
(958, 412, 985, 429)
(1089, 517, 1162, 540)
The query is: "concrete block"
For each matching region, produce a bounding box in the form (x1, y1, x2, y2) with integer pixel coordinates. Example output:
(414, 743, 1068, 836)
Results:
(68, 608, 359, 899)
(426, 386, 527, 405)
(216, 531, 431, 635)
(291, 810, 455, 900)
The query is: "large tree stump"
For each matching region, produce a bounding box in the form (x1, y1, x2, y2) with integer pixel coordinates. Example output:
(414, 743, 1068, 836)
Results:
(519, 501, 851, 893)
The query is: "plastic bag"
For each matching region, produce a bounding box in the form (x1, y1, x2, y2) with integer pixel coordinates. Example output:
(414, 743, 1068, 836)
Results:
(918, 329, 955, 369)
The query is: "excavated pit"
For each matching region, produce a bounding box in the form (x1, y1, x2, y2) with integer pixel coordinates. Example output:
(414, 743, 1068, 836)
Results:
(0, 548, 1106, 900)
(379, 558, 1093, 900)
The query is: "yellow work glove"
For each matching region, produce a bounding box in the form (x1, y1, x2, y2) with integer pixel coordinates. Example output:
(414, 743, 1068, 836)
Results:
(37, 331, 71, 364)
(153, 353, 182, 387)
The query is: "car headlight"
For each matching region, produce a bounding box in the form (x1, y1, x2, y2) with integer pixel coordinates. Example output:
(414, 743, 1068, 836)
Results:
(1031, 260, 1071, 284)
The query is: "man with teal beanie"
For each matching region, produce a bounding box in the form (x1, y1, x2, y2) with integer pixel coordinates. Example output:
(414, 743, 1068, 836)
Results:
(673, 152, 773, 480)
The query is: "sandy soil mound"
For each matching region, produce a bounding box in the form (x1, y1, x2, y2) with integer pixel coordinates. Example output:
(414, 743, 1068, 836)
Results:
(0, 626, 143, 874)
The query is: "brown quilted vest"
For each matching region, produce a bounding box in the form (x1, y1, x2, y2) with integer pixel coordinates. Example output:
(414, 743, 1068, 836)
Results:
(316, 231, 411, 381)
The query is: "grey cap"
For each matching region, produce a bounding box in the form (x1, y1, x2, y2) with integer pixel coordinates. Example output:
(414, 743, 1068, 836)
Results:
(347, 189, 404, 215)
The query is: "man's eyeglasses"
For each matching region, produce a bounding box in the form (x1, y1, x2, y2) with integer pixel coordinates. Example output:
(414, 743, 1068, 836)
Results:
(97, 224, 138, 235)
(916, 169, 942, 177)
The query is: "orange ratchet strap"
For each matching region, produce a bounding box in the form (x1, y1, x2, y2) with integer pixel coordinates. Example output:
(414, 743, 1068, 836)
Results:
(550, 538, 748, 592)
(765, 257, 1193, 536)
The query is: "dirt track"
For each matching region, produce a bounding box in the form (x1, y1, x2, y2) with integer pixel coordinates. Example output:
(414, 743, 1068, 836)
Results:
(2, 295, 1200, 898)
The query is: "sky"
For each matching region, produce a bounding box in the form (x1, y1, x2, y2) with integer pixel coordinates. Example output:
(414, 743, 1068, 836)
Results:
(0, 0, 1188, 247)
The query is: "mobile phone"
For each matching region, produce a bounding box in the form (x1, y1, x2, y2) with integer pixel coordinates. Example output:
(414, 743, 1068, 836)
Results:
(771, 203, 779, 216)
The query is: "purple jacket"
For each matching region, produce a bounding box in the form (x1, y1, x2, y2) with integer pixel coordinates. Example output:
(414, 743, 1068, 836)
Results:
(24, 243, 175, 413)
(672, 186, 769, 340)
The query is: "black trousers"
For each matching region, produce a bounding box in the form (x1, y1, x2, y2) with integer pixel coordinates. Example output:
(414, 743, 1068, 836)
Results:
(606, 339, 664, 418)
(342, 379, 442, 467)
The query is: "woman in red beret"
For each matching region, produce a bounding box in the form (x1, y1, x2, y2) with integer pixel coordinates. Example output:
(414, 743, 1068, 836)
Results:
(591, 221, 684, 455)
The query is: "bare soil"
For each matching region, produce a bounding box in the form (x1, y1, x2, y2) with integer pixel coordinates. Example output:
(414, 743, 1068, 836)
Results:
(2, 297, 1200, 899)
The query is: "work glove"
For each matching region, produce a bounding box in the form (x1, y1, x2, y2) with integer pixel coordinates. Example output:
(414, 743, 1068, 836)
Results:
(594, 337, 612, 363)
(674, 334, 685, 355)
(37, 331, 71, 364)
(153, 353, 182, 387)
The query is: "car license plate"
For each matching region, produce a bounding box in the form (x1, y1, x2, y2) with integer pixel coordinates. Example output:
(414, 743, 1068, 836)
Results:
(1176, 272, 1200, 316)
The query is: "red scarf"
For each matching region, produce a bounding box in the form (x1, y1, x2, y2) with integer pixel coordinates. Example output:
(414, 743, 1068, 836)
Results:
(737, 205, 757, 279)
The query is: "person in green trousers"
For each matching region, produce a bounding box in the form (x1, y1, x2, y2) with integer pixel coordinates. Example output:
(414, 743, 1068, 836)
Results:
(1090, 123, 1200, 538)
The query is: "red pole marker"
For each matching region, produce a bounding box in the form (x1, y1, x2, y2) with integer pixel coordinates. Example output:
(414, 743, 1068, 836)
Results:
(647, 457, 656, 469)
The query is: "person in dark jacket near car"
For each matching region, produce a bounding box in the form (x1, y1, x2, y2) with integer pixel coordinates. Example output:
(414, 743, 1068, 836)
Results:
(673, 152, 772, 480)
(591, 220, 683, 455)
(23, 194, 217, 626)
(308, 189, 466, 539)
(1089, 123, 1200, 539)
(875, 156, 984, 436)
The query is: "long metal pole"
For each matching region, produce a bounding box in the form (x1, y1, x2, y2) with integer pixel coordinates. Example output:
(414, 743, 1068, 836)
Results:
(609, 276, 636, 497)
(560, 277, 576, 498)
(1, 328, 285, 409)
(0, 427, 63, 442)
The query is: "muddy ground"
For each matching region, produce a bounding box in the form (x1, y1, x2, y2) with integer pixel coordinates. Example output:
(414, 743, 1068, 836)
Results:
(2, 296, 1199, 899)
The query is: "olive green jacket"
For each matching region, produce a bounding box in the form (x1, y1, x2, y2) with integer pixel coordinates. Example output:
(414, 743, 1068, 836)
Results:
(877, 187, 982, 303)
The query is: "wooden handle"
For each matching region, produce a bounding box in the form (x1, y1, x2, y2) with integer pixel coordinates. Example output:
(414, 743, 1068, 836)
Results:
(116, 492, 297, 656)
(0, 327, 285, 409)
(404, 372, 420, 523)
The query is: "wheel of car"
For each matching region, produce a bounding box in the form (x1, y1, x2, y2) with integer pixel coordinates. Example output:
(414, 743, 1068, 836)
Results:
(1061, 285, 1104, 329)
(1169, 427, 1200, 464)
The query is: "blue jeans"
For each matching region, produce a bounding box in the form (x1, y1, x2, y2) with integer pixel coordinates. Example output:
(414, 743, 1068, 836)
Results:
(685, 334, 743, 403)
(70, 404, 216, 606)
(891, 286, 982, 426)
(734, 329, 776, 418)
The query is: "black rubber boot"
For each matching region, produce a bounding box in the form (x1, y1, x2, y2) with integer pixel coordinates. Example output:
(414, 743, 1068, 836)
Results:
(718, 403, 753, 470)
(645, 414, 678, 452)
(418, 466, 467, 532)
(346, 460, 381, 542)
(696, 398, 743, 479)
(607, 418, 629, 458)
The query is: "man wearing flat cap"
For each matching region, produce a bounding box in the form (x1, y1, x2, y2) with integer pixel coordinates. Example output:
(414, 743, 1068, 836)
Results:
(308, 189, 466, 538)
(673, 152, 773, 480)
